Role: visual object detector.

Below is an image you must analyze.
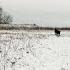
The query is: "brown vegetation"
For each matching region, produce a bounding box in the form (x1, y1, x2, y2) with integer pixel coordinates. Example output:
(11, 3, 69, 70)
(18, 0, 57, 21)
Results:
(0, 24, 70, 30)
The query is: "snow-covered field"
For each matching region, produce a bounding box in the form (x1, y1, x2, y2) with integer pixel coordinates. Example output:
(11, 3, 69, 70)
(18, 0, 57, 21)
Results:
(0, 30, 70, 70)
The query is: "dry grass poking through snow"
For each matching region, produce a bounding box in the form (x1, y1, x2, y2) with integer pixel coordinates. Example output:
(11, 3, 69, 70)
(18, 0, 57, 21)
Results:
(0, 30, 70, 70)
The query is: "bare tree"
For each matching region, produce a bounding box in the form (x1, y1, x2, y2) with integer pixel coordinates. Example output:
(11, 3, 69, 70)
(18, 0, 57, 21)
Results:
(0, 7, 3, 24)
(0, 7, 13, 24)
(2, 12, 13, 24)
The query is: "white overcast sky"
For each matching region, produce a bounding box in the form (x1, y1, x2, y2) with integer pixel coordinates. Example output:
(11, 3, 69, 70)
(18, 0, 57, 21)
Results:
(1, 0, 70, 27)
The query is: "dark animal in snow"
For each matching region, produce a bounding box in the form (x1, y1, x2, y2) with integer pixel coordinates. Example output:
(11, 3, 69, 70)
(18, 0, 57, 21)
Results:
(55, 28, 61, 36)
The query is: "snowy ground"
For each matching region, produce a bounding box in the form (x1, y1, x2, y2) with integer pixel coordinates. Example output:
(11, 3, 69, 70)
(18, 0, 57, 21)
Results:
(0, 30, 70, 70)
